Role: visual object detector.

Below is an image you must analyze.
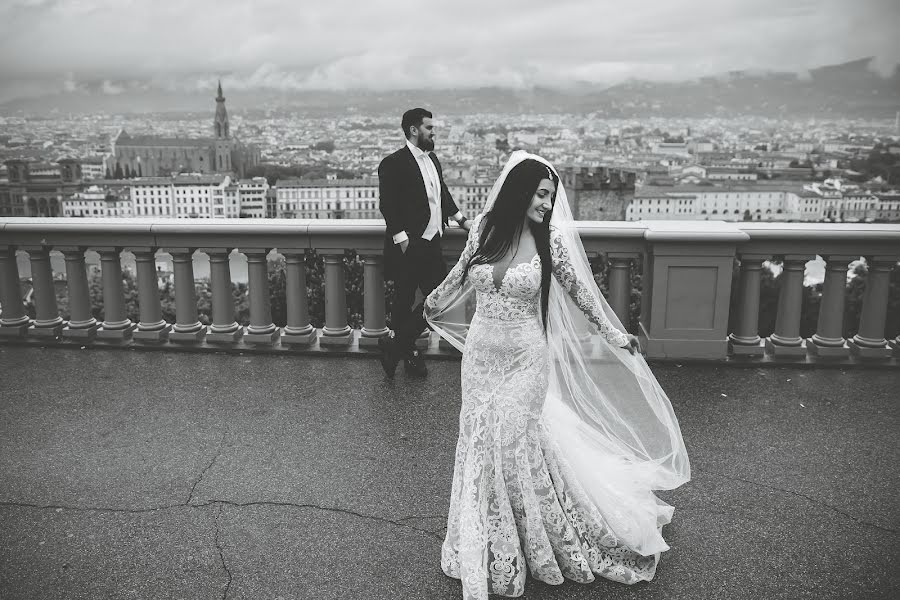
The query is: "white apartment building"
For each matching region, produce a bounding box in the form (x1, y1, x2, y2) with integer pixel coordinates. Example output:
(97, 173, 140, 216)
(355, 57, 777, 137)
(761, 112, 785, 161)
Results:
(62, 185, 133, 218)
(627, 185, 801, 222)
(447, 180, 493, 215)
(80, 158, 107, 181)
(276, 177, 380, 219)
(236, 177, 269, 218)
(131, 174, 231, 218)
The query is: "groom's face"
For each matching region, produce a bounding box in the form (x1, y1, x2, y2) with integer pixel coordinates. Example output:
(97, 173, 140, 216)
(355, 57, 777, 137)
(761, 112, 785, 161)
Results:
(413, 117, 436, 152)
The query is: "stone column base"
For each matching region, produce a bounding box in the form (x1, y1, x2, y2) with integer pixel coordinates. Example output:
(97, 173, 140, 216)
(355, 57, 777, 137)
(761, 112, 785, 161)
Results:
(0, 323, 31, 337)
(728, 339, 766, 357)
(358, 336, 389, 347)
(848, 340, 892, 359)
(319, 329, 353, 346)
(170, 328, 206, 343)
(244, 329, 280, 344)
(97, 323, 137, 341)
(765, 338, 807, 358)
(806, 339, 849, 358)
(134, 324, 172, 342)
(415, 330, 431, 350)
(438, 337, 461, 352)
(207, 327, 244, 343)
(62, 323, 100, 340)
(29, 324, 64, 338)
(281, 329, 318, 346)
(890, 339, 900, 357)
(642, 336, 729, 360)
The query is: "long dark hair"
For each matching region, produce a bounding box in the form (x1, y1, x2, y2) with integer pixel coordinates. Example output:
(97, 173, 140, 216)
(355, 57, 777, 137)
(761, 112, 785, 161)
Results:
(462, 158, 559, 329)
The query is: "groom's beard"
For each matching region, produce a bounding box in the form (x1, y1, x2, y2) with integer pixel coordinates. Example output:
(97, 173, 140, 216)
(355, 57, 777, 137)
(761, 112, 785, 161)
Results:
(417, 133, 435, 152)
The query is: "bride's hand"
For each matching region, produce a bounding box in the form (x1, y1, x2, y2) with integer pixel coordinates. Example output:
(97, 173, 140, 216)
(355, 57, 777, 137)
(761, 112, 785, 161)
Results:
(621, 334, 641, 355)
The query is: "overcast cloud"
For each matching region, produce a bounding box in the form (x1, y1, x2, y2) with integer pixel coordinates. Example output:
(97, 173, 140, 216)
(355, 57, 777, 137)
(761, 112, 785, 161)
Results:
(0, 0, 898, 102)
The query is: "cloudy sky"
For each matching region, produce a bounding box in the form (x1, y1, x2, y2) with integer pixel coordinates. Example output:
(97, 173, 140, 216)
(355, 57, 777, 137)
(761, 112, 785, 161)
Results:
(0, 0, 898, 103)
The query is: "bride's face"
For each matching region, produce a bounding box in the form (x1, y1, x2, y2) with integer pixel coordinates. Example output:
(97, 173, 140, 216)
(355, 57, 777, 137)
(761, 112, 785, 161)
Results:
(525, 178, 556, 223)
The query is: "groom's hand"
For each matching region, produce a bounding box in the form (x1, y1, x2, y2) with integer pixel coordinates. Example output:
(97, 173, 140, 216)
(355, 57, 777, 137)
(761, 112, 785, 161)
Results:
(399, 239, 409, 254)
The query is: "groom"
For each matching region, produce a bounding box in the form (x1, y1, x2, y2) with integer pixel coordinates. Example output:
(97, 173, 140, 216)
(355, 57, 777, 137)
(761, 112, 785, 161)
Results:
(378, 107, 471, 378)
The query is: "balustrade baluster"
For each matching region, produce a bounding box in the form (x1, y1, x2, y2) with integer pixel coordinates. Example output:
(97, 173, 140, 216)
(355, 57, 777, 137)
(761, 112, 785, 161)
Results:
(808, 255, 854, 358)
(765, 255, 810, 357)
(607, 253, 636, 328)
(729, 254, 767, 356)
(849, 256, 896, 359)
(60, 247, 99, 340)
(242, 249, 279, 344)
(205, 248, 242, 343)
(0, 246, 30, 336)
(168, 248, 205, 343)
(280, 251, 317, 346)
(24, 246, 63, 337)
(320, 252, 352, 346)
(96, 248, 136, 341)
(130, 248, 171, 342)
(359, 254, 390, 347)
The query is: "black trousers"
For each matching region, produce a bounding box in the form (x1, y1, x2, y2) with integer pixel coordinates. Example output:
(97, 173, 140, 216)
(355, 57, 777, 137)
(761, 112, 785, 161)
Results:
(392, 236, 447, 355)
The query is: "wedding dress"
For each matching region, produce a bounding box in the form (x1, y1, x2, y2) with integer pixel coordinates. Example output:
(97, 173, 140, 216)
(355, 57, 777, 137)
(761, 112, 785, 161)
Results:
(425, 152, 689, 600)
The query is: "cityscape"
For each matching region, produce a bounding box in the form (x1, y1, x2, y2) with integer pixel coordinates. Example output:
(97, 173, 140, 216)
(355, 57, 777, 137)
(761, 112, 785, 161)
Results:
(2, 77, 899, 226)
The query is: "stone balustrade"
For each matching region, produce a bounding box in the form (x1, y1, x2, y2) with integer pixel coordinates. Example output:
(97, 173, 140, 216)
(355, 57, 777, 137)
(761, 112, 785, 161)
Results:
(1, 218, 898, 364)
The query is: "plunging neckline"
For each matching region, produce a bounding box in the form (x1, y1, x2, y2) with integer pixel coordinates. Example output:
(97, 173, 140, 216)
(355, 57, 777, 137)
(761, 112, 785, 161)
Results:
(490, 254, 540, 292)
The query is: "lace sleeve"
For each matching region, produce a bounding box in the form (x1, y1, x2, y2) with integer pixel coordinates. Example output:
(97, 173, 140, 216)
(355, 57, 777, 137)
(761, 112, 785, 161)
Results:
(425, 215, 481, 310)
(550, 230, 629, 347)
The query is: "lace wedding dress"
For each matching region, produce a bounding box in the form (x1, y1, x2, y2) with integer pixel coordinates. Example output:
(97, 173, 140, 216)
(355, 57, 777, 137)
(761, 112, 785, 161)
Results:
(426, 216, 665, 599)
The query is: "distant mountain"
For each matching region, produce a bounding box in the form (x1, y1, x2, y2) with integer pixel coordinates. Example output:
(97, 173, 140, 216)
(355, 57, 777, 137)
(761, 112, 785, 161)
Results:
(2, 58, 898, 118)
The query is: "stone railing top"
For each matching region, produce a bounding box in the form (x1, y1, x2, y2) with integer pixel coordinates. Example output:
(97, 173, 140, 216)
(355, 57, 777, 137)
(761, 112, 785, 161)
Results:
(1, 218, 898, 257)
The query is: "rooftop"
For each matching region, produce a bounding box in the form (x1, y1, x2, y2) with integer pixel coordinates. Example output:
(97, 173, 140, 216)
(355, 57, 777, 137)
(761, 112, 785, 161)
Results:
(0, 346, 896, 599)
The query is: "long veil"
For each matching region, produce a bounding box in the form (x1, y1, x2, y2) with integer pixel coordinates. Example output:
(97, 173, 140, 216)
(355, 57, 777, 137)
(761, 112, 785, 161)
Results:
(427, 151, 690, 556)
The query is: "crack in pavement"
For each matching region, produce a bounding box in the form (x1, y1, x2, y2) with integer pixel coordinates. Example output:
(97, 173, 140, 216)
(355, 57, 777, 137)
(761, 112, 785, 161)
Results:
(186, 430, 229, 506)
(213, 504, 233, 600)
(697, 467, 898, 534)
(0, 499, 445, 543)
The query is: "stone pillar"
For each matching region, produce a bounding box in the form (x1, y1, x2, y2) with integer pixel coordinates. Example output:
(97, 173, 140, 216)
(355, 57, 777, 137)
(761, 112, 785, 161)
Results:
(728, 254, 767, 357)
(96, 248, 136, 341)
(280, 251, 317, 346)
(60, 247, 99, 340)
(765, 255, 810, 358)
(607, 253, 634, 327)
(640, 222, 748, 360)
(808, 255, 854, 358)
(243, 249, 279, 344)
(168, 248, 205, 343)
(205, 249, 242, 343)
(0, 246, 30, 336)
(849, 257, 896, 359)
(25, 247, 63, 337)
(359, 254, 390, 347)
(320, 252, 352, 346)
(130, 248, 171, 342)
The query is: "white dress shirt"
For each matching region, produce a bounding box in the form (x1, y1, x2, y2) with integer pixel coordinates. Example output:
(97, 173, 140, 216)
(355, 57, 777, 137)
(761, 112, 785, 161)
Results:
(393, 140, 463, 245)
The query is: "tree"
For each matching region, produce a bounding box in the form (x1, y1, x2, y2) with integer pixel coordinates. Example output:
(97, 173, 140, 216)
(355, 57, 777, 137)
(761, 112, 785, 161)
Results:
(313, 140, 335, 153)
(114, 163, 124, 179)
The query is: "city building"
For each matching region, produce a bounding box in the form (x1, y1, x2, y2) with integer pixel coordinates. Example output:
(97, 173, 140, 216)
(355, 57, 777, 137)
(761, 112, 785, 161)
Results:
(0, 158, 83, 216)
(130, 174, 232, 219)
(236, 177, 270, 218)
(275, 176, 380, 219)
(109, 82, 260, 179)
(62, 185, 132, 218)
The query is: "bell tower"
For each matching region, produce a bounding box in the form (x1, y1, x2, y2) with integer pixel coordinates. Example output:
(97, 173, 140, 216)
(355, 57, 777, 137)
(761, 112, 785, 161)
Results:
(213, 80, 232, 172)
(214, 80, 229, 140)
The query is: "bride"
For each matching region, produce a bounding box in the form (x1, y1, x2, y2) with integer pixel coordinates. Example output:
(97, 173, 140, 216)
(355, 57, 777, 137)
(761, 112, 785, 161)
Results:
(424, 152, 690, 599)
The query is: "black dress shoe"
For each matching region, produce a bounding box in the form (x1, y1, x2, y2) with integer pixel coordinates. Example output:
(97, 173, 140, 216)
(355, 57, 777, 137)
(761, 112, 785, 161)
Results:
(404, 349, 428, 377)
(378, 336, 400, 379)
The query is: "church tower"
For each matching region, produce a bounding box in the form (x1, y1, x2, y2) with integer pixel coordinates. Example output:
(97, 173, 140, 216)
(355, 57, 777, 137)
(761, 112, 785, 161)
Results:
(213, 80, 232, 173)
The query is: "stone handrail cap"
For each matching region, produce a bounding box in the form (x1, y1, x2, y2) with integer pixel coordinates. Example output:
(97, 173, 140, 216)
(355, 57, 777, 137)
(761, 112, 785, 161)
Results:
(643, 220, 751, 243)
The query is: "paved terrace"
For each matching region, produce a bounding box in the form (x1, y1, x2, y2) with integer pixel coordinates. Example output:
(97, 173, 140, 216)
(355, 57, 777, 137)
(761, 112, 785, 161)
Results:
(0, 346, 897, 600)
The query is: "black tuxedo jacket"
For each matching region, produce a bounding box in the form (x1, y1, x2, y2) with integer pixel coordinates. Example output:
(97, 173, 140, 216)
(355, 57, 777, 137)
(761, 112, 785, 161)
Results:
(378, 145, 460, 277)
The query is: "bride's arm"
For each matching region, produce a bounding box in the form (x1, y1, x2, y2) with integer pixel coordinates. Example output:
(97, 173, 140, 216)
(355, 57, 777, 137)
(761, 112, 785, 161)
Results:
(549, 229, 630, 347)
(425, 215, 482, 311)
